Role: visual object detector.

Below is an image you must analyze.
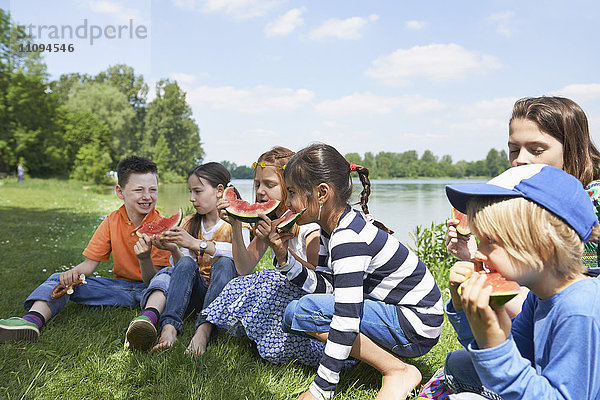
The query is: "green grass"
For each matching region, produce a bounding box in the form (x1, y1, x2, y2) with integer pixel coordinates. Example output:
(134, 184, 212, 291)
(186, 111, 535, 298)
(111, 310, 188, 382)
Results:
(0, 178, 462, 399)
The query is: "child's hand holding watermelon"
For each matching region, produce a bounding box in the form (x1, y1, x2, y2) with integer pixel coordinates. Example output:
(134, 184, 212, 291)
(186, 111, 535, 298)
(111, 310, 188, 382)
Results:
(446, 220, 478, 262)
(151, 236, 179, 253)
(216, 198, 237, 226)
(254, 214, 294, 266)
(449, 261, 477, 312)
(134, 234, 153, 260)
(459, 271, 512, 349)
(160, 226, 198, 250)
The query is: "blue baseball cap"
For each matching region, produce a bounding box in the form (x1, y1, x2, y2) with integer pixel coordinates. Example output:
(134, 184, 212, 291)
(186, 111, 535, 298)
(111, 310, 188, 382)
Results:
(446, 164, 598, 242)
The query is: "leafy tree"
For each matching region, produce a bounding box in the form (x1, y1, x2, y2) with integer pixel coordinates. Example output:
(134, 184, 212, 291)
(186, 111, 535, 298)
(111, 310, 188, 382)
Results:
(233, 165, 254, 179)
(0, 9, 60, 175)
(94, 64, 148, 111)
(70, 142, 113, 184)
(363, 152, 375, 171)
(143, 80, 204, 177)
(221, 160, 254, 179)
(56, 109, 112, 175)
(345, 152, 362, 165)
(485, 148, 509, 176)
(49, 73, 90, 104)
(66, 81, 136, 163)
(420, 150, 438, 163)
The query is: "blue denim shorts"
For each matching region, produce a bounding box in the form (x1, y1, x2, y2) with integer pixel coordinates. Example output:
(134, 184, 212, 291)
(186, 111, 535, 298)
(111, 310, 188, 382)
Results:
(282, 293, 426, 358)
(24, 268, 173, 317)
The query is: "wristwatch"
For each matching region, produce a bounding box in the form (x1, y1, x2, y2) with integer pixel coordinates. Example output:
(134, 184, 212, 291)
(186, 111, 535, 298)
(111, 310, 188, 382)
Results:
(198, 240, 208, 256)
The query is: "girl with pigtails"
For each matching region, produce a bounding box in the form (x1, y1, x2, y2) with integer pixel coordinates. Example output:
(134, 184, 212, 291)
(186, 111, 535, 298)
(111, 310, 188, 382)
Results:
(202, 146, 328, 368)
(261, 143, 444, 400)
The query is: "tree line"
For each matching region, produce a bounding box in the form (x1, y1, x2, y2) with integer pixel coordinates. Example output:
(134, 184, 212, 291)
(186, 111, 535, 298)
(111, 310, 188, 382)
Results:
(222, 149, 510, 180)
(0, 10, 203, 184)
(1, 8, 508, 185)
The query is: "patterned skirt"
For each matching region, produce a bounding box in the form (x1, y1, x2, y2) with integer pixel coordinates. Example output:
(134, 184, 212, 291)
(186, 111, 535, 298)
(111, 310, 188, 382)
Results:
(202, 268, 326, 368)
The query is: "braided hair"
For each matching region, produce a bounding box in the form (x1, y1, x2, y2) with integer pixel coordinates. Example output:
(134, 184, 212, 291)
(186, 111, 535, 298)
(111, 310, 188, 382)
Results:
(284, 143, 393, 234)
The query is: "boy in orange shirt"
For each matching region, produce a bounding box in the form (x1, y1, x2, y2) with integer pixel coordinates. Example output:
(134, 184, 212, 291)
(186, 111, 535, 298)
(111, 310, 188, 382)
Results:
(0, 156, 171, 342)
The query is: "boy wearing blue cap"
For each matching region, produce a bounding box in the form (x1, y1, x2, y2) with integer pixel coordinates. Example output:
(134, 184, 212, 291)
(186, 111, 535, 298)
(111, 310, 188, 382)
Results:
(442, 164, 600, 399)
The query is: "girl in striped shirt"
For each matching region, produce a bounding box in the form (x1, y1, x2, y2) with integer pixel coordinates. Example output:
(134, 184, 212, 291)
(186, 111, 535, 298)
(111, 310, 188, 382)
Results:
(255, 143, 444, 400)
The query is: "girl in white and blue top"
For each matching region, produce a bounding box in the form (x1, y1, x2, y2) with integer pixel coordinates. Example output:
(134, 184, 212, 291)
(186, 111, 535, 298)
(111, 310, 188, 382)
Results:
(255, 143, 444, 400)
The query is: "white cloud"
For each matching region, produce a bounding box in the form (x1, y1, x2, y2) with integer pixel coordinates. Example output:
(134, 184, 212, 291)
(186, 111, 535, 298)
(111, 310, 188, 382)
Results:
(309, 14, 379, 40)
(552, 83, 600, 101)
(172, 0, 283, 19)
(486, 12, 516, 37)
(405, 20, 426, 30)
(265, 8, 305, 37)
(322, 120, 347, 129)
(87, 1, 145, 24)
(170, 72, 198, 84)
(400, 132, 448, 140)
(365, 43, 502, 86)
(315, 92, 445, 118)
(449, 97, 517, 131)
(244, 128, 279, 137)
(186, 85, 315, 113)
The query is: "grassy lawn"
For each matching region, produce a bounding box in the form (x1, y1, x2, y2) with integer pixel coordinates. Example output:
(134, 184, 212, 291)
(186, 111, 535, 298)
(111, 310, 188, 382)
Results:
(0, 178, 461, 400)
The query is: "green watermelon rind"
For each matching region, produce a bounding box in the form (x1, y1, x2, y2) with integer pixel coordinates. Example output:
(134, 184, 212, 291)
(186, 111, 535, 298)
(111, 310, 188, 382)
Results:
(135, 209, 183, 237)
(458, 273, 520, 309)
(277, 208, 307, 232)
(225, 200, 280, 223)
(452, 207, 471, 236)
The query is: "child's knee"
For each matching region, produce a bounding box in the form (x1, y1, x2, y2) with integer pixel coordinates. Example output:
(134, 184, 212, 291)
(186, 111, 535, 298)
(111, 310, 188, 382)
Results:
(175, 256, 197, 272)
(283, 295, 334, 333)
(282, 299, 299, 333)
(210, 257, 236, 275)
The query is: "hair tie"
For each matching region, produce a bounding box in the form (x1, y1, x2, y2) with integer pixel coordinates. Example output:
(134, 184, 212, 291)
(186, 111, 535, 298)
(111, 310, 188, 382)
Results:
(349, 163, 357, 172)
(364, 213, 374, 223)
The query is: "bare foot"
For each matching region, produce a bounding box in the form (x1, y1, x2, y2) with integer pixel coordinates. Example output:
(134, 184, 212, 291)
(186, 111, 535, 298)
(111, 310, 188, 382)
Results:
(184, 323, 213, 355)
(376, 362, 422, 400)
(150, 324, 178, 353)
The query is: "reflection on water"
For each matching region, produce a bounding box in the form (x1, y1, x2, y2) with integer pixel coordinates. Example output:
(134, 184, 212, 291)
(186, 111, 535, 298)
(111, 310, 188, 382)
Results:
(109, 178, 485, 247)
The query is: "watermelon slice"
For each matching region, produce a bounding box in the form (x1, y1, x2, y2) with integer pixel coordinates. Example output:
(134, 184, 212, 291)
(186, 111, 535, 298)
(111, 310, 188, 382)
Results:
(277, 208, 306, 232)
(452, 208, 470, 235)
(223, 186, 238, 202)
(223, 185, 280, 223)
(458, 271, 521, 309)
(135, 209, 183, 237)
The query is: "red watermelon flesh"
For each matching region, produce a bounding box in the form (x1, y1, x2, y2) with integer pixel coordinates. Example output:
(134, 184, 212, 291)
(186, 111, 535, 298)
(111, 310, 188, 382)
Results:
(223, 186, 238, 202)
(135, 209, 183, 237)
(459, 271, 521, 309)
(277, 208, 307, 232)
(452, 208, 470, 235)
(225, 198, 280, 223)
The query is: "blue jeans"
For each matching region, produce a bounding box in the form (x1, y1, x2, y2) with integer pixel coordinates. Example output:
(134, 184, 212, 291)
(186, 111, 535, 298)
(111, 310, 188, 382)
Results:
(444, 349, 501, 400)
(282, 293, 429, 358)
(23, 273, 159, 318)
(160, 256, 237, 333)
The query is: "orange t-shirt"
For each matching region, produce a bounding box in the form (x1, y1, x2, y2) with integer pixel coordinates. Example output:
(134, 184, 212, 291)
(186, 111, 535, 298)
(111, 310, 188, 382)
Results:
(82, 205, 171, 281)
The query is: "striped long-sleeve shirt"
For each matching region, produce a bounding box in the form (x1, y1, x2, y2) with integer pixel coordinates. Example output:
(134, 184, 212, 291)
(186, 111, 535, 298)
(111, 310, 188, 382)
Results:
(275, 208, 444, 399)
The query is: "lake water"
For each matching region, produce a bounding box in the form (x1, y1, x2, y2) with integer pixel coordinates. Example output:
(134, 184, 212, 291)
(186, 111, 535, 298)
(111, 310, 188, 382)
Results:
(153, 178, 486, 247)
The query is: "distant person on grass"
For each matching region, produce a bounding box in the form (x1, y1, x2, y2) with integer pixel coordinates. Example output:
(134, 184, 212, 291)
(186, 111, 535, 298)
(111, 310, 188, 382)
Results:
(0, 156, 171, 343)
(126, 162, 250, 353)
(17, 163, 24, 183)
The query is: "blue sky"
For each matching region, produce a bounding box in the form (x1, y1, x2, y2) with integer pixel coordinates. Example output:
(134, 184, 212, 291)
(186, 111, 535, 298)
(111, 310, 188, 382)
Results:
(3, 0, 600, 166)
